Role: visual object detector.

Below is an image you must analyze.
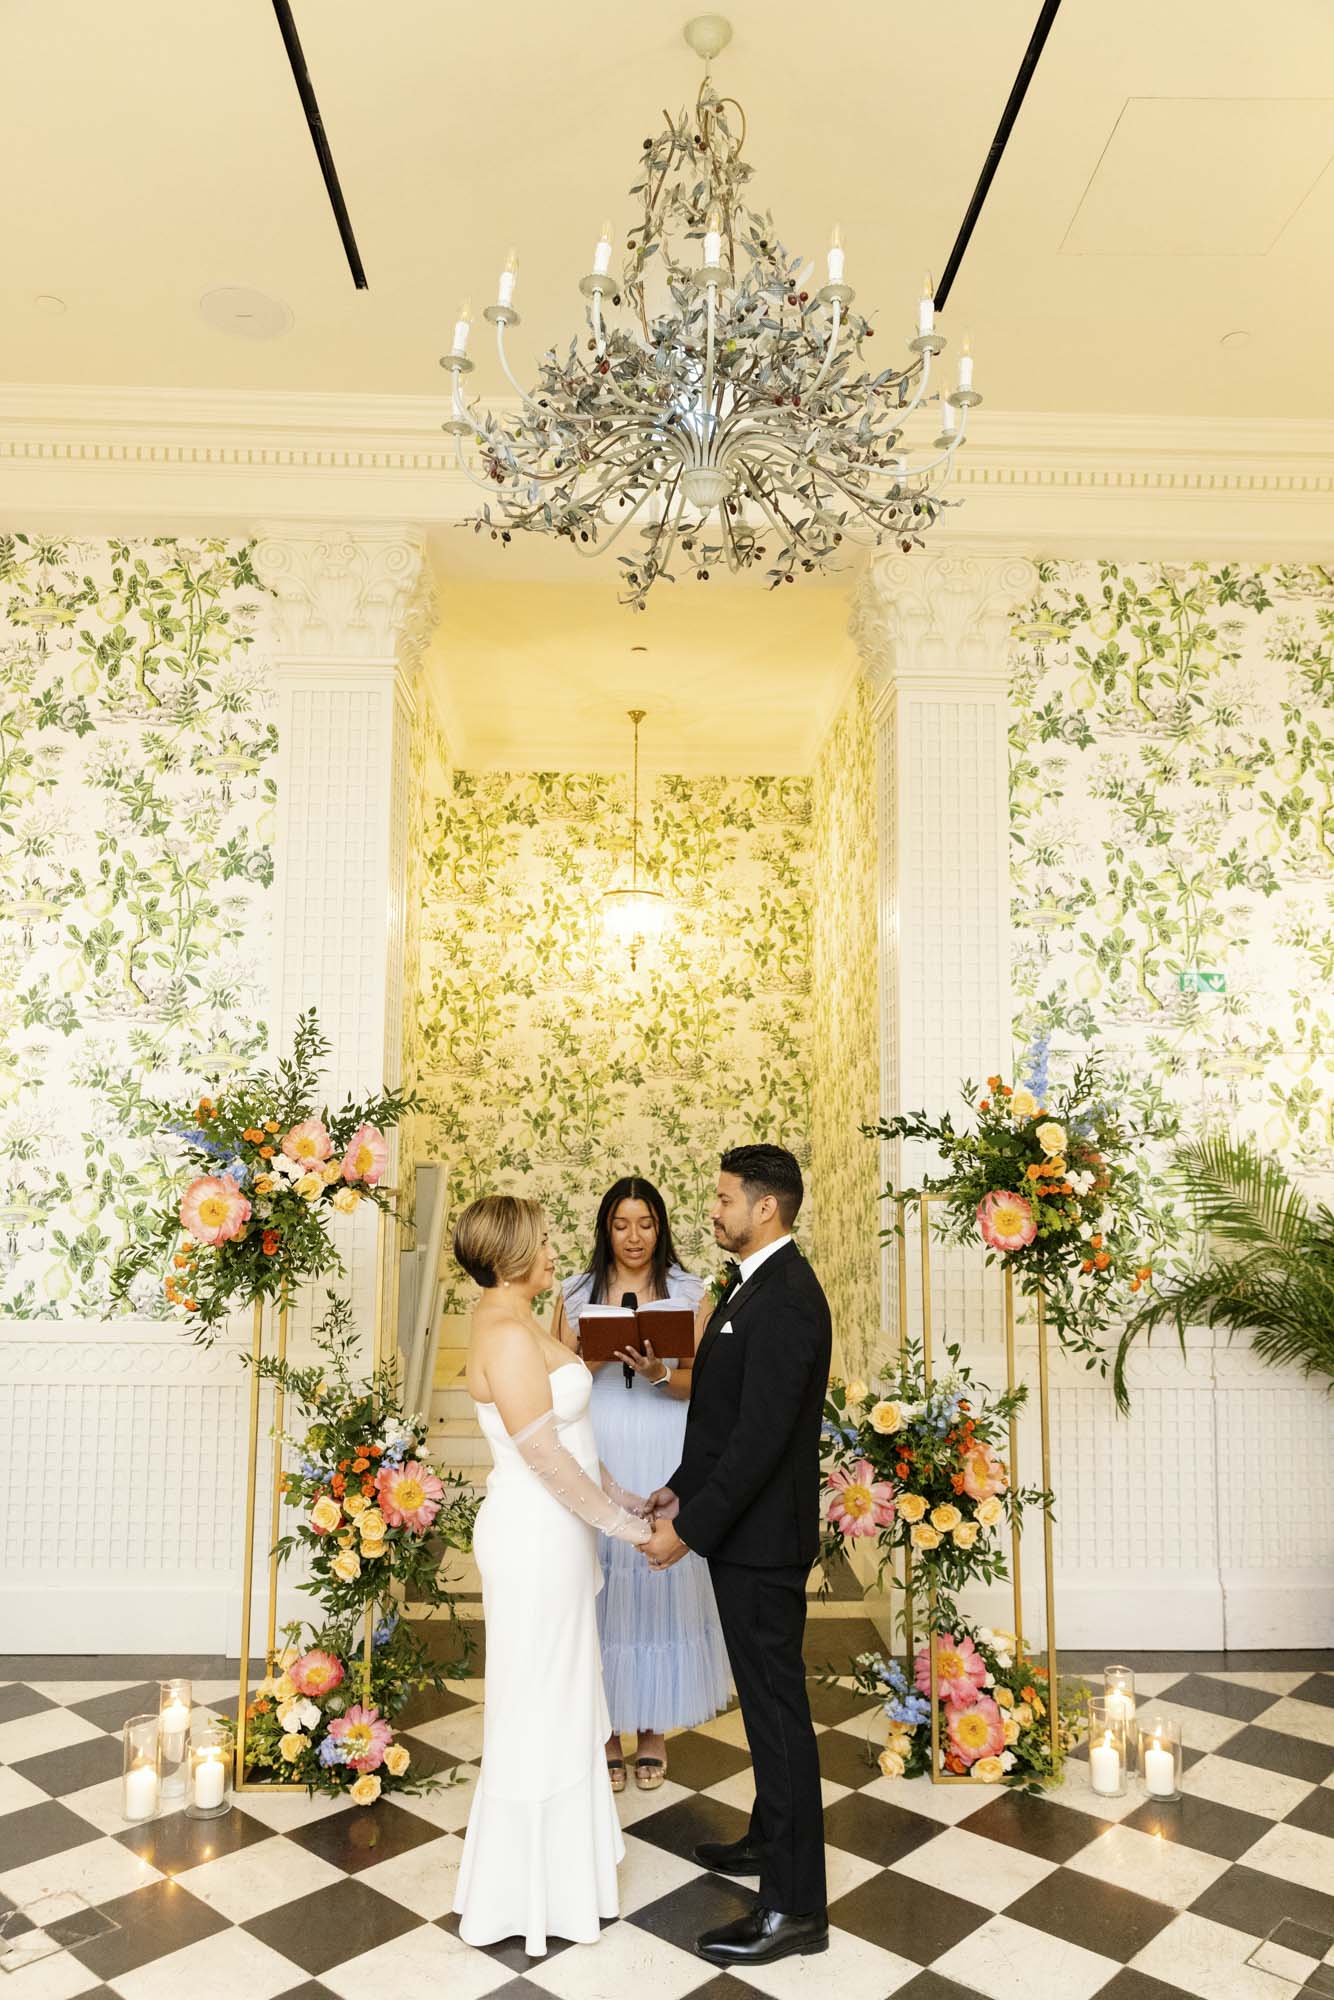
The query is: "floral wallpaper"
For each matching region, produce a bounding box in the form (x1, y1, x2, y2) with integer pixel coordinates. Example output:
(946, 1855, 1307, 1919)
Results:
(0, 534, 275, 1317)
(1010, 560, 1334, 1230)
(809, 674, 882, 1375)
(416, 767, 814, 1307)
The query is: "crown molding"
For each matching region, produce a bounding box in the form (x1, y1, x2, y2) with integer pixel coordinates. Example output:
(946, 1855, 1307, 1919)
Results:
(3, 383, 1334, 556)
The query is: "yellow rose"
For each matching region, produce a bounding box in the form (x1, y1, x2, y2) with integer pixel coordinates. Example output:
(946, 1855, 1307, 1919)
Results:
(384, 1743, 410, 1777)
(930, 1503, 963, 1533)
(357, 1509, 386, 1539)
(1013, 1702, 1033, 1727)
(1009, 1088, 1038, 1121)
(952, 1521, 980, 1548)
(869, 1400, 904, 1436)
(337, 1531, 356, 1549)
(975, 1496, 1004, 1528)
(887, 1732, 913, 1758)
(310, 1495, 342, 1535)
(910, 1523, 941, 1550)
(344, 1493, 368, 1517)
(896, 1493, 928, 1523)
(844, 1378, 868, 1405)
(360, 1540, 387, 1560)
(995, 1686, 1015, 1710)
(254, 1175, 276, 1194)
(279, 1732, 308, 1763)
(1031, 1695, 1046, 1718)
(295, 1171, 324, 1200)
(331, 1549, 361, 1582)
(972, 1756, 1005, 1784)
(1035, 1121, 1067, 1157)
(877, 1748, 906, 1780)
(322, 1160, 343, 1184)
(349, 1772, 381, 1806)
(1003, 1719, 1020, 1745)
(331, 1186, 361, 1214)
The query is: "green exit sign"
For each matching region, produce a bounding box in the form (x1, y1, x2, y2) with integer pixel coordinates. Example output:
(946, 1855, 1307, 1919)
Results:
(1180, 970, 1226, 993)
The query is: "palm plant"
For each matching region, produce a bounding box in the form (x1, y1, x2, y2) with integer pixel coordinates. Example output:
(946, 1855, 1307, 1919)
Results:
(1113, 1135, 1334, 1411)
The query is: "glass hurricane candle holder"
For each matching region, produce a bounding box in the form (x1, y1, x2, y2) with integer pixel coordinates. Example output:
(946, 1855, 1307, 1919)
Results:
(1087, 1697, 1127, 1798)
(186, 1724, 231, 1820)
(157, 1678, 192, 1798)
(121, 1714, 160, 1822)
(1138, 1713, 1183, 1802)
(1104, 1665, 1137, 1769)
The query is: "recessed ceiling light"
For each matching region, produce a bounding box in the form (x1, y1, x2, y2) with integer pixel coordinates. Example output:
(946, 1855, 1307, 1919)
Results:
(33, 294, 66, 315)
(1219, 330, 1252, 350)
(199, 287, 293, 340)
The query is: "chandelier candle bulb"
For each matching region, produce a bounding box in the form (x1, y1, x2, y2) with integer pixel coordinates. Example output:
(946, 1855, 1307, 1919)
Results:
(498, 253, 518, 308)
(593, 223, 614, 277)
(452, 301, 472, 356)
(918, 276, 935, 336)
(704, 207, 723, 268)
(827, 225, 844, 285)
(958, 335, 974, 392)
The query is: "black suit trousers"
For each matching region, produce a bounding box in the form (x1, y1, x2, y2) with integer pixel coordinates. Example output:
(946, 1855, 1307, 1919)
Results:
(708, 1556, 826, 1915)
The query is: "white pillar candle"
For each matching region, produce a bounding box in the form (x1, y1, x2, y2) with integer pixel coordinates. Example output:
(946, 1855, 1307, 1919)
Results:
(1143, 1738, 1175, 1797)
(159, 1700, 190, 1757)
(941, 401, 957, 435)
(1089, 1734, 1122, 1796)
(958, 336, 974, 392)
(918, 276, 934, 336)
(592, 223, 613, 277)
(827, 225, 844, 285)
(123, 1766, 159, 1821)
(498, 252, 517, 308)
(703, 209, 722, 268)
(452, 302, 472, 356)
(193, 1755, 226, 1810)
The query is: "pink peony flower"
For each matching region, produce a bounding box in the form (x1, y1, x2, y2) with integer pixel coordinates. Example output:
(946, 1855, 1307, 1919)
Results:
(977, 1189, 1037, 1252)
(281, 1118, 333, 1165)
(962, 1443, 1009, 1502)
(327, 1702, 393, 1772)
(341, 1123, 389, 1185)
(825, 1460, 896, 1538)
(288, 1649, 345, 1698)
(915, 1632, 989, 1707)
(179, 1174, 251, 1246)
(376, 1460, 444, 1533)
(946, 1694, 1005, 1767)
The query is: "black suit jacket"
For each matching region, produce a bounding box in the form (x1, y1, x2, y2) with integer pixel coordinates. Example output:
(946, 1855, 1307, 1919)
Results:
(668, 1239, 832, 1567)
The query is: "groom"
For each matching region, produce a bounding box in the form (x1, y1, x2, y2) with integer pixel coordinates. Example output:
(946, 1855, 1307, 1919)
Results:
(643, 1144, 832, 1966)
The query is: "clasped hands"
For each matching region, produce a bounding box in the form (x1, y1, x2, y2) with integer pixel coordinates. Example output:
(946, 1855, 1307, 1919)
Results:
(638, 1484, 687, 1571)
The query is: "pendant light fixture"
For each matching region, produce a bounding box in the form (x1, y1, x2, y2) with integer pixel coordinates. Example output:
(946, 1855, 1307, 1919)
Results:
(600, 708, 668, 968)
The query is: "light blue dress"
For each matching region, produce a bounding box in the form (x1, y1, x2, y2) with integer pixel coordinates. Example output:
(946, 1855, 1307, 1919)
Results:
(563, 1266, 732, 1734)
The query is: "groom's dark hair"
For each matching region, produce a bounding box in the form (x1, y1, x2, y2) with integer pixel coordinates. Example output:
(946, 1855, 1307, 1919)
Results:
(720, 1144, 804, 1225)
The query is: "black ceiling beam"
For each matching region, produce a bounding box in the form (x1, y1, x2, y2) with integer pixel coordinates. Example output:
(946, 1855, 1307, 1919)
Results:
(270, 0, 368, 290)
(935, 0, 1063, 311)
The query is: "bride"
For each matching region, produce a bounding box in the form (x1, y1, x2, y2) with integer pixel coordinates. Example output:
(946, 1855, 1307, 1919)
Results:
(451, 1193, 654, 1956)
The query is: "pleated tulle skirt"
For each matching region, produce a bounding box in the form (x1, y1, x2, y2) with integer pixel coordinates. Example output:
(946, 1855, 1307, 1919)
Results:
(589, 1365, 732, 1734)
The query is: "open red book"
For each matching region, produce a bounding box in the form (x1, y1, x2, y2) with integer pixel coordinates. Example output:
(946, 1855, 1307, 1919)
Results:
(575, 1297, 698, 1364)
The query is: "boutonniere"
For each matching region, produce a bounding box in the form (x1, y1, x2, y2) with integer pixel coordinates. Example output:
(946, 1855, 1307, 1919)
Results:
(709, 1260, 740, 1307)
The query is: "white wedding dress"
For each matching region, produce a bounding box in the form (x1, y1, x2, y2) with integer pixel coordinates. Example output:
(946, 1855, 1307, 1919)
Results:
(453, 1360, 638, 1955)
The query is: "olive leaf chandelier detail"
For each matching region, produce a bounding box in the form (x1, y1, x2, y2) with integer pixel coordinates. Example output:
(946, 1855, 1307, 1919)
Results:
(440, 13, 980, 610)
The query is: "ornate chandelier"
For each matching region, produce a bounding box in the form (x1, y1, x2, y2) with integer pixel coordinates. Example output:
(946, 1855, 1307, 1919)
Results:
(600, 708, 668, 968)
(440, 13, 980, 610)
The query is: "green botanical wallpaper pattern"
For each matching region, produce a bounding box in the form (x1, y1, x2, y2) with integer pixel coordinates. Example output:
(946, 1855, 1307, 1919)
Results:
(1010, 560, 1334, 1211)
(417, 767, 814, 1307)
(0, 534, 274, 1316)
(810, 674, 882, 1375)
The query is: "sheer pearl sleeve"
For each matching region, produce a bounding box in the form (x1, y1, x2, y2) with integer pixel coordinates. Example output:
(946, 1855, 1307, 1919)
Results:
(510, 1409, 651, 1544)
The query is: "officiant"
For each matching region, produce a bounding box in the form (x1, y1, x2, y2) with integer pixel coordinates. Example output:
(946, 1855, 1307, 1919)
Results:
(551, 1176, 730, 1789)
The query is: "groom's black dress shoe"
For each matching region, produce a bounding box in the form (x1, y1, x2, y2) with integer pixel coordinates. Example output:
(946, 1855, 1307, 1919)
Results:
(692, 1835, 762, 1876)
(696, 1905, 829, 1965)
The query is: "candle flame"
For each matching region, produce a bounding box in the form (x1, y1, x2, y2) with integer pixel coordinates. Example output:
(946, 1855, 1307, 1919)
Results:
(830, 223, 843, 248)
(922, 272, 933, 298)
(601, 221, 613, 243)
(504, 249, 518, 275)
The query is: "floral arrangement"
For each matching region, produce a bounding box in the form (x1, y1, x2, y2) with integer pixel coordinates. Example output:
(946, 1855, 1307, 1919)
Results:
(842, 1626, 1084, 1788)
(821, 1341, 1048, 1620)
(112, 1011, 416, 1336)
(240, 1296, 479, 1802)
(867, 1040, 1159, 1356)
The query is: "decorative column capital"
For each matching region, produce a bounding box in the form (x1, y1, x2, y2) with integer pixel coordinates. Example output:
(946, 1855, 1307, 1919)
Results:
(253, 524, 427, 676)
(851, 551, 1038, 702)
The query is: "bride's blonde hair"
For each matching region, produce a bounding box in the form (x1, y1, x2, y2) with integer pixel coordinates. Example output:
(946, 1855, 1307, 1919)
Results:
(453, 1194, 545, 1289)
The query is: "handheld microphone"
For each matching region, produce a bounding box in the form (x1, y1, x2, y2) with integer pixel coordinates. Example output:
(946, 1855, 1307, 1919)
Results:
(620, 1292, 638, 1389)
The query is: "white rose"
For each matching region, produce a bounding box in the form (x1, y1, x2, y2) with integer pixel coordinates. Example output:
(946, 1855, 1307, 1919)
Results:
(982, 1672, 995, 1688)
(1078, 1223, 1094, 1241)
(1001, 1749, 1017, 1770)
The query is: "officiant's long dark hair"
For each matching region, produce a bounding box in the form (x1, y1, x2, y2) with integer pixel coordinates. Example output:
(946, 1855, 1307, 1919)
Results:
(584, 1176, 683, 1303)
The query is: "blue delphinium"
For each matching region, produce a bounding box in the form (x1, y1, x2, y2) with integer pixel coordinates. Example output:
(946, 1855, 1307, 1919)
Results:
(373, 1614, 400, 1649)
(318, 1735, 348, 1766)
(1021, 1030, 1051, 1103)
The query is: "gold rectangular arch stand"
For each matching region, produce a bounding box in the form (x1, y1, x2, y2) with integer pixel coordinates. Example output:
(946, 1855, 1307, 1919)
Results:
(895, 1194, 1062, 1785)
(233, 1213, 392, 1792)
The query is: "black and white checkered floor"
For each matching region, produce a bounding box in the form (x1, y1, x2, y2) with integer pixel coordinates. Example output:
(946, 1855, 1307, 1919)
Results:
(1, 1624, 1332, 2000)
